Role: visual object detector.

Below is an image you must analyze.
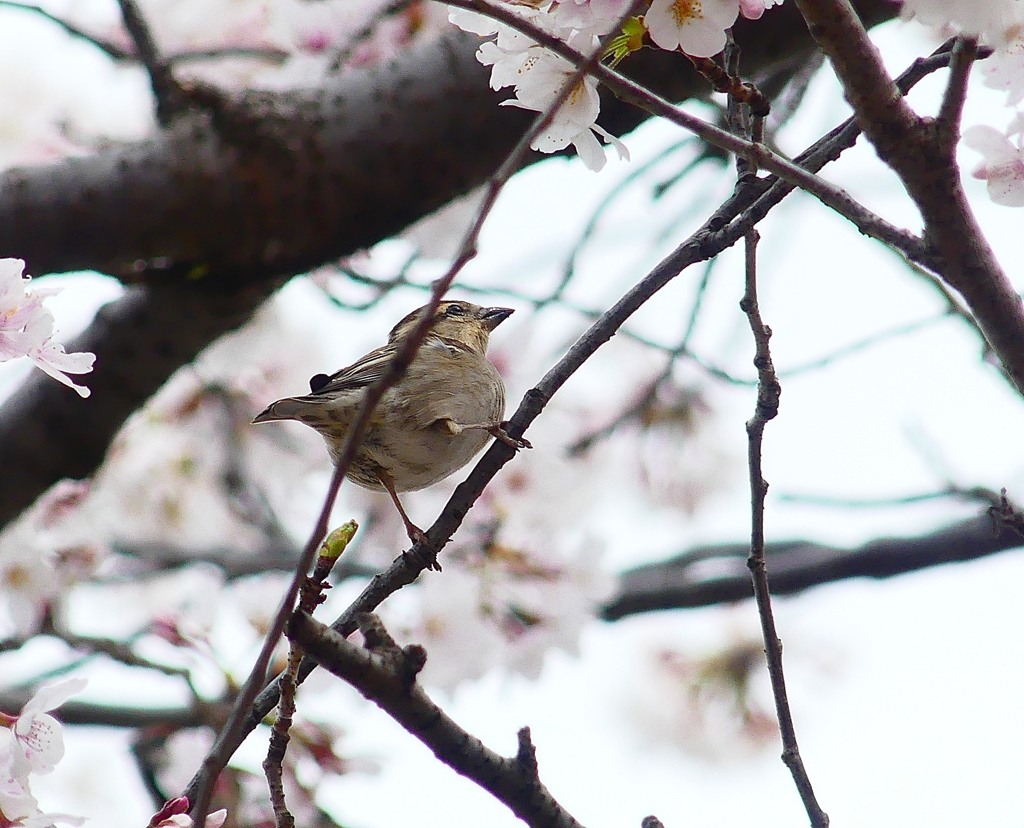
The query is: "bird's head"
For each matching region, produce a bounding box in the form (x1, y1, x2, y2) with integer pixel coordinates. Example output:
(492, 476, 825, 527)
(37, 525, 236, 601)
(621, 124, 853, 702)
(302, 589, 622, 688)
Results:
(389, 300, 514, 354)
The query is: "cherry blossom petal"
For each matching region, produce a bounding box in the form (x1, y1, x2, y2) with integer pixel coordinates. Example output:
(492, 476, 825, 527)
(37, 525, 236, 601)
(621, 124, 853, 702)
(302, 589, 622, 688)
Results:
(12, 678, 87, 775)
(962, 124, 1024, 207)
(0, 259, 95, 395)
(570, 127, 608, 171)
(644, 0, 739, 57)
(982, 34, 1024, 106)
(739, 0, 783, 19)
(900, 0, 1022, 41)
(447, 7, 499, 36)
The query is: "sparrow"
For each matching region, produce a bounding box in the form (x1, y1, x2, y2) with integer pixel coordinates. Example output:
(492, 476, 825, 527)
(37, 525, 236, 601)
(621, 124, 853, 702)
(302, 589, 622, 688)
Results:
(252, 300, 525, 545)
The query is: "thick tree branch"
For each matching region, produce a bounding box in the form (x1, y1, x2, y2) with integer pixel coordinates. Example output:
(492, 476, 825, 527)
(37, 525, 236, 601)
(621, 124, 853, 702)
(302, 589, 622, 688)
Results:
(602, 514, 1024, 619)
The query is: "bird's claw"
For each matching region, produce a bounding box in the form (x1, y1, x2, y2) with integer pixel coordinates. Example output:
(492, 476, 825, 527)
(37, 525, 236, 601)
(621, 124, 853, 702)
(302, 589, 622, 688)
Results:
(490, 423, 531, 450)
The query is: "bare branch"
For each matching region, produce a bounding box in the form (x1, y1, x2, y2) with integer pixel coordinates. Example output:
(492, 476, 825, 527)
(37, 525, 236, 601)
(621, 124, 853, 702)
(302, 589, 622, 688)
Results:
(288, 611, 587, 828)
(741, 228, 827, 827)
(602, 513, 1023, 619)
(115, 0, 189, 123)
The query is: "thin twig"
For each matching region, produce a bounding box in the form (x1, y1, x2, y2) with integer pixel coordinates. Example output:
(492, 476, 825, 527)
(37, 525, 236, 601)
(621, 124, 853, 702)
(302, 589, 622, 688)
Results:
(263, 523, 356, 828)
(115, 0, 189, 124)
(741, 229, 826, 827)
(0, 1, 129, 58)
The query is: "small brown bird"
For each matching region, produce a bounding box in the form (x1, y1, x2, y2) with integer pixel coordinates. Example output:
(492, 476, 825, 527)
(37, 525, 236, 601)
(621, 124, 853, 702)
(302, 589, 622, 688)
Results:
(253, 300, 524, 544)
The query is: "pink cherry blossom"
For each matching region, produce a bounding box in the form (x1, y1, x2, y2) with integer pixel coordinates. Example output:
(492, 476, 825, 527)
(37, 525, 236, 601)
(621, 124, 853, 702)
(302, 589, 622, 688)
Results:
(0, 743, 37, 825)
(739, 0, 783, 20)
(982, 30, 1024, 106)
(7, 679, 87, 776)
(0, 680, 86, 828)
(962, 124, 1024, 207)
(0, 259, 95, 398)
(146, 797, 227, 828)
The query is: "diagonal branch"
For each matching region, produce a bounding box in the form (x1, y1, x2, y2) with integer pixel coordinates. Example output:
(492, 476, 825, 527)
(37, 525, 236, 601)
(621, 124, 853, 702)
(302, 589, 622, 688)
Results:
(289, 611, 587, 828)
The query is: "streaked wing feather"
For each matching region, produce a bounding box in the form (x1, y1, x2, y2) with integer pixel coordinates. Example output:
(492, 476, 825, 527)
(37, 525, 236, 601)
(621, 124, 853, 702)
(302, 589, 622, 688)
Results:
(311, 345, 394, 396)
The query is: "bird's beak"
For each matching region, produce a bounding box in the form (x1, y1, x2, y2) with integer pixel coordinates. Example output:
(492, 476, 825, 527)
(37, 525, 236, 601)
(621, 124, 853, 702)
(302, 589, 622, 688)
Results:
(480, 306, 514, 331)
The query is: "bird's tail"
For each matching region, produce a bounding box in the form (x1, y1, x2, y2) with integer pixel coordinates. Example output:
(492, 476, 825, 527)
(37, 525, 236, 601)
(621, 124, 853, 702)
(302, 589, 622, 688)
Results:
(251, 397, 309, 424)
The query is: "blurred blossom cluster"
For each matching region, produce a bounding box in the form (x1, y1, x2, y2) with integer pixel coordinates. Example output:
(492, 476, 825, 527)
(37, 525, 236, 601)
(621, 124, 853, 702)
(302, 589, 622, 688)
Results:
(628, 634, 778, 758)
(0, 480, 102, 636)
(0, 0, 447, 168)
(397, 530, 613, 691)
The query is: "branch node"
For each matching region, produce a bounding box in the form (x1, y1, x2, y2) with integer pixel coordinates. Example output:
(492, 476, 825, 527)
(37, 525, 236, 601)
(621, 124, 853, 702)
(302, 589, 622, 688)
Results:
(399, 644, 428, 685)
(515, 727, 540, 779)
(988, 488, 1024, 537)
(356, 613, 397, 653)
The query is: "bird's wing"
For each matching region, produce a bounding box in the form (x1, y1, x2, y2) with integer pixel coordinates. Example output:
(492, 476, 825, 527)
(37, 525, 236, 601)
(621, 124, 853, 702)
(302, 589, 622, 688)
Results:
(309, 344, 395, 396)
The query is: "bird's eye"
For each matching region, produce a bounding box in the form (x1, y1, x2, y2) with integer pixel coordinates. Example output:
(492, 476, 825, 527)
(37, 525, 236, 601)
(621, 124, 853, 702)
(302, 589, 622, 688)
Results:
(445, 304, 466, 317)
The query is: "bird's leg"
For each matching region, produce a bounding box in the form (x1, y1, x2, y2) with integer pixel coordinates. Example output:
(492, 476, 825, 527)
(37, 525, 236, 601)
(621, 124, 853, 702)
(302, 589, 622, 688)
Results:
(377, 469, 428, 547)
(438, 418, 532, 450)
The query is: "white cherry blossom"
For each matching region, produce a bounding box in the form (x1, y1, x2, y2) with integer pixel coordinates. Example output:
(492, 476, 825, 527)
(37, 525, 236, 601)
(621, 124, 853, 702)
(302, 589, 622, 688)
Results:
(0, 259, 95, 398)
(451, 5, 627, 170)
(497, 47, 628, 170)
(644, 0, 740, 57)
(982, 30, 1024, 106)
(7, 678, 87, 776)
